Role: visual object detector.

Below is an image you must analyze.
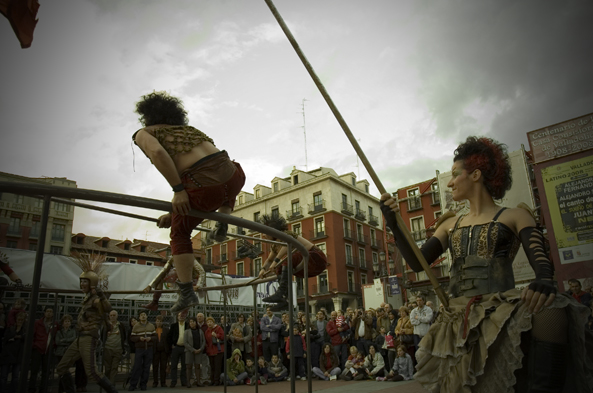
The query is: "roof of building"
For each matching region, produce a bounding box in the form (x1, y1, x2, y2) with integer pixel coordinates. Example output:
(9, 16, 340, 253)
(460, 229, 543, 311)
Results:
(71, 234, 167, 261)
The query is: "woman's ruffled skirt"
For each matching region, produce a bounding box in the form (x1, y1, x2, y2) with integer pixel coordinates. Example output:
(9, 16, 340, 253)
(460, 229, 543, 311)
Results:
(414, 290, 593, 393)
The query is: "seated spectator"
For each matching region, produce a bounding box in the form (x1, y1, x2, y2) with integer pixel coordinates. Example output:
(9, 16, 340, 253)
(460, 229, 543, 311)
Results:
(362, 344, 385, 380)
(267, 354, 287, 382)
(568, 278, 592, 308)
(257, 356, 269, 385)
(385, 345, 414, 381)
(0, 310, 26, 393)
(312, 343, 341, 380)
(286, 326, 307, 381)
(221, 348, 248, 385)
(244, 357, 257, 385)
(340, 346, 364, 381)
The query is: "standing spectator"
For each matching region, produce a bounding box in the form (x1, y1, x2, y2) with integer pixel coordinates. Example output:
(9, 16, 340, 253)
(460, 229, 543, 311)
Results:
(260, 307, 282, 362)
(205, 316, 225, 386)
(286, 326, 307, 381)
(196, 313, 208, 333)
(425, 301, 437, 324)
(221, 348, 248, 385)
(362, 344, 385, 380)
(0, 310, 26, 393)
(184, 316, 206, 387)
(128, 317, 138, 371)
(326, 311, 349, 369)
(409, 295, 433, 354)
(386, 310, 399, 371)
(7, 298, 26, 328)
(310, 311, 328, 368)
(376, 308, 391, 335)
(394, 307, 414, 361)
(385, 345, 414, 381)
(568, 278, 593, 307)
(152, 315, 170, 388)
(167, 312, 189, 388)
(128, 312, 156, 391)
(220, 315, 232, 359)
(55, 315, 76, 365)
(279, 313, 291, 368)
(312, 343, 340, 380)
(29, 307, 58, 393)
(267, 354, 287, 382)
(230, 314, 252, 360)
(352, 309, 375, 356)
(247, 317, 262, 360)
(103, 310, 128, 386)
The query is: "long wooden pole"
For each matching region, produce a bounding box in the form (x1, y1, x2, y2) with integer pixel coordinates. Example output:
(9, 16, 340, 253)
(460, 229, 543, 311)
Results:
(264, 0, 448, 307)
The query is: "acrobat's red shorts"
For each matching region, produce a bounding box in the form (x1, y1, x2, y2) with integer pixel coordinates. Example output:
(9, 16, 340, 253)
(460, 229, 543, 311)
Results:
(275, 246, 327, 278)
(171, 151, 245, 255)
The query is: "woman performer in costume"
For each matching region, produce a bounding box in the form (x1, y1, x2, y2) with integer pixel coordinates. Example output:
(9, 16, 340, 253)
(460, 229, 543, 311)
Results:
(380, 136, 592, 393)
(133, 91, 246, 313)
(141, 256, 206, 311)
(257, 214, 327, 311)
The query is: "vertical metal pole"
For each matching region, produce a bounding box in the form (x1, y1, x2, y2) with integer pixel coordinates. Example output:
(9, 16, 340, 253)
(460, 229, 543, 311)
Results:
(286, 243, 294, 392)
(19, 194, 51, 393)
(253, 284, 259, 393)
(223, 289, 228, 392)
(303, 254, 311, 393)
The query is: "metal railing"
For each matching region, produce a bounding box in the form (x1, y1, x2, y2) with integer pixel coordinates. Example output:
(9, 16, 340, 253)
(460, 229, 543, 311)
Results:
(0, 180, 310, 393)
(341, 202, 353, 215)
(308, 200, 326, 214)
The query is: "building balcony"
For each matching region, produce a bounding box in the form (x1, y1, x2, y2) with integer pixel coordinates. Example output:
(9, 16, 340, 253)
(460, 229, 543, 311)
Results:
(309, 230, 327, 240)
(343, 228, 353, 241)
(286, 207, 304, 221)
(407, 197, 422, 212)
(313, 282, 331, 295)
(356, 233, 368, 245)
(341, 202, 353, 216)
(345, 255, 354, 266)
(369, 214, 379, 226)
(370, 238, 382, 249)
(308, 200, 326, 214)
(355, 209, 366, 221)
(412, 229, 427, 242)
(431, 193, 441, 206)
(218, 254, 228, 263)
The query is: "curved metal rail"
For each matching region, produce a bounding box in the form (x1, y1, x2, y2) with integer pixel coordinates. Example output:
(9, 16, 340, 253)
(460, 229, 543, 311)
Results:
(0, 180, 311, 393)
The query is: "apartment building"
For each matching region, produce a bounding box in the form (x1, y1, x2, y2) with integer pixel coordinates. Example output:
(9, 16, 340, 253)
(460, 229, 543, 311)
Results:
(0, 171, 76, 255)
(197, 166, 386, 313)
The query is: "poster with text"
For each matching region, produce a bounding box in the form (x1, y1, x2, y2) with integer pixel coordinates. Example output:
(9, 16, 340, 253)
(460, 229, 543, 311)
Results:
(542, 155, 593, 264)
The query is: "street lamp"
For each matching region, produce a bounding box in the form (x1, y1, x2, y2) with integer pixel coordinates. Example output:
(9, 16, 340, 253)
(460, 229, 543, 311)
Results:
(377, 251, 385, 276)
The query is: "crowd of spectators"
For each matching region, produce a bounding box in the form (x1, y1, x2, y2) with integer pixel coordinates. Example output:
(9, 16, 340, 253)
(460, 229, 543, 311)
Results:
(1, 278, 591, 392)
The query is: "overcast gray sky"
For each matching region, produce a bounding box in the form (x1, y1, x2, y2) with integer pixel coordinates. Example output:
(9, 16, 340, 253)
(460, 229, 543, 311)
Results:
(1, 0, 592, 244)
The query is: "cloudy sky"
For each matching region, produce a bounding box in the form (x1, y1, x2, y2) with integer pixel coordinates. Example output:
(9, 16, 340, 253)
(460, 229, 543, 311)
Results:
(1, 0, 592, 244)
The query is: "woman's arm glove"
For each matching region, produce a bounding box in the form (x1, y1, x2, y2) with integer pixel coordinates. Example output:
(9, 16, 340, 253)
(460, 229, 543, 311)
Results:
(519, 226, 556, 312)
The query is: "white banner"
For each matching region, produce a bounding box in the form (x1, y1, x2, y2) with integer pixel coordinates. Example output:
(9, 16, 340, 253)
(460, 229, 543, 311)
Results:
(0, 248, 296, 307)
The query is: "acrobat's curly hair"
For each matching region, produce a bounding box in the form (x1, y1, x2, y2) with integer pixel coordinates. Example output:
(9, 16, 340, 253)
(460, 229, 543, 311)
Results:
(135, 91, 189, 127)
(258, 214, 288, 233)
(453, 136, 512, 200)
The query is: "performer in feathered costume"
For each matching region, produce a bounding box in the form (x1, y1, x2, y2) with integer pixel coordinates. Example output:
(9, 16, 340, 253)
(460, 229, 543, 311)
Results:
(141, 256, 206, 311)
(56, 253, 119, 393)
(381, 136, 592, 393)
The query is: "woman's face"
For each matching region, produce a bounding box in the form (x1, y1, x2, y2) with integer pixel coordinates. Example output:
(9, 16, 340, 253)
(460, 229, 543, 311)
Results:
(62, 319, 71, 329)
(369, 346, 376, 355)
(207, 320, 214, 329)
(388, 312, 395, 320)
(447, 160, 475, 201)
(397, 348, 405, 357)
(190, 319, 197, 329)
(324, 345, 331, 354)
(400, 309, 408, 318)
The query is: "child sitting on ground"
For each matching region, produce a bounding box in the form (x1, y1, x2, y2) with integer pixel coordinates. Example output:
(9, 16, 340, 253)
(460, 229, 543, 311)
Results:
(257, 356, 269, 385)
(340, 346, 364, 381)
(267, 354, 288, 382)
(385, 345, 414, 381)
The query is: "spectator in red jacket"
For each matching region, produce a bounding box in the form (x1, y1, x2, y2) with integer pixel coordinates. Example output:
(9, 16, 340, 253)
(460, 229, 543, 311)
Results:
(29, 307, 58, 393)
(205, 317, 225, 386)
(326, 310, 350, 369)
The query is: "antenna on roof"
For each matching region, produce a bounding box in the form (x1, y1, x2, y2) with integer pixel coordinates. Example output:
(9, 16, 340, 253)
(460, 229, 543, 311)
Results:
(299, 98, 309, 171)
